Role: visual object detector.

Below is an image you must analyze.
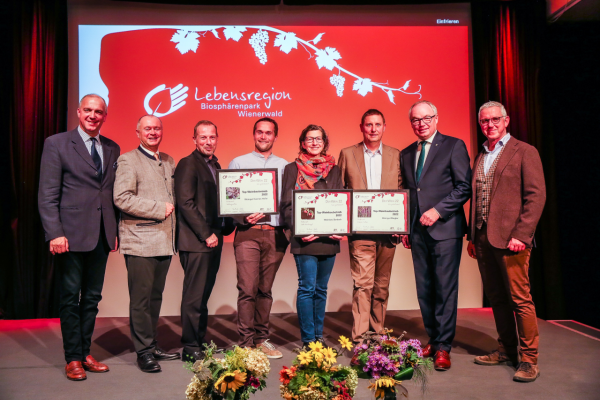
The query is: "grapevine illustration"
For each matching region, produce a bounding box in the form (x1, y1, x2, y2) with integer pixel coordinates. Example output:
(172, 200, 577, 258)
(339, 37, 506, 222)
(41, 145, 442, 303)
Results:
(169, 26, 422, 102)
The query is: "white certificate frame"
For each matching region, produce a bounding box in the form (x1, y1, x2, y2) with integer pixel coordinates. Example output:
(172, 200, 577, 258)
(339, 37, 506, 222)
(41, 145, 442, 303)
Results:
(351, 190, 410, 235)
(292, 190, 352, 237)
(217, 169, 278, 217)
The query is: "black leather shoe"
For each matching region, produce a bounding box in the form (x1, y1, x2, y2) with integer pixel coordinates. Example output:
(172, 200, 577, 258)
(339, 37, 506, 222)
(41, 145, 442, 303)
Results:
(182, 350, 204, 363)
(137, 354, 161, 373)
(153, 348, 181, 361)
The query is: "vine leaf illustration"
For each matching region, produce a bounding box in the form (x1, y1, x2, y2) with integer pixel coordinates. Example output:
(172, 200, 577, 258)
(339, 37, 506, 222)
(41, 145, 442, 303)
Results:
(210, 29, 220, 39)
(386, 89, 396, 104)
(310, 33, 325, 44)
(274, 32, 298, 54)
(223, 26, 246, 41)
(171, 30, 200, 54)
(353, 78, 373, 96)
(315, 47, 341, 71)
(401, 80, 411, 90)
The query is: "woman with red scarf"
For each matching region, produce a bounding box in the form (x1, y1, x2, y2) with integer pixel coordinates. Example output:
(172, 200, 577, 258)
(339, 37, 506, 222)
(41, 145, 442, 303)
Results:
(280, 124, 343, 348)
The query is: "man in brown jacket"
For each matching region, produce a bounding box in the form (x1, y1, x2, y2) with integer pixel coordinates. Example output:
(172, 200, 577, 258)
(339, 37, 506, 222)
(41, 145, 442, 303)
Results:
(467, 101, 546, 382)
(114, 115, 180, 373)
(338, 109, 402, 343)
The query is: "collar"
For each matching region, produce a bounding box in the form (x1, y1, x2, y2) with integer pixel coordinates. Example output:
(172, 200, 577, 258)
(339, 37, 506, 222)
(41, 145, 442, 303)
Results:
(483, 133, 511, 153)
(78, 125, 101, 142)
(421, 130, 437, 145)
(252, 150, 274, 159)
(363, 141, 383, 155)
(138, 145, 161, 161)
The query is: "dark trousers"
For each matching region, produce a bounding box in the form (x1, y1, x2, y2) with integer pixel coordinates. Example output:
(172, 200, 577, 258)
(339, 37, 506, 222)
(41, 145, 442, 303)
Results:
(57, 232, 110, 363)
(124, 255, 171, 356)
(234, 227, 288, 347)
(180, 249, 222, 353)
(410, 223, 462, 353)
(474, 224, 539, 364)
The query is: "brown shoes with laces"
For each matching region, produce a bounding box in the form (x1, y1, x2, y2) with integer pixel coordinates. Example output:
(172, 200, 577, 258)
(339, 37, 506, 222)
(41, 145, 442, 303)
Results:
(474, 350, 518, 366)
(65, 361, 86, 381)
(256, 340, 283, 359)
(513, 362, 540, 382)
(82, 355, 110, 373)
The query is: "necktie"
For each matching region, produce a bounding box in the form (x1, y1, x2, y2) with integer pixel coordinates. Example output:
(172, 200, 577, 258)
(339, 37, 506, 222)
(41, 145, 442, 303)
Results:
(90, 137, 102, 179)
(416, 140, 427, 183)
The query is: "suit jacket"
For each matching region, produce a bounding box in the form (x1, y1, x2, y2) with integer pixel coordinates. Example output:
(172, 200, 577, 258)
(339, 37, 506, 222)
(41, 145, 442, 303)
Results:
(400, 131, 472, 240)
(280, 162, 343, 255)
(338, 142, 402, 190)
(38, 129, 120, 252)
(468, 137, 546, 248)
(113, 148, 176, 257)
(174, 150, 234, 252)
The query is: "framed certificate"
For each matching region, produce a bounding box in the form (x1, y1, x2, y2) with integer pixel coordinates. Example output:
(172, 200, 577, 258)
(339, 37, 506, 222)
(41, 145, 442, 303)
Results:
(292, 190, 352, 237)
(217, 169, 278, 216)
(351, 190, 410, 234)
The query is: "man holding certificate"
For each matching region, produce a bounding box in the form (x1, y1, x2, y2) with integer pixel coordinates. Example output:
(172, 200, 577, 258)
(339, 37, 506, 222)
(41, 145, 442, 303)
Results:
(281, 124, 343, 348)
(228, 118, 289, 358)
(338, 109, 402, 344)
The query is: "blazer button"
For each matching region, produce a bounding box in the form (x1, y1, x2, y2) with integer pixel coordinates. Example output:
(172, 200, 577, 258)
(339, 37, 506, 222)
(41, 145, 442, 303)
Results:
(97, 207, 101, 211)
(417, 188, 420, 191)
(95, 172, 98, 176)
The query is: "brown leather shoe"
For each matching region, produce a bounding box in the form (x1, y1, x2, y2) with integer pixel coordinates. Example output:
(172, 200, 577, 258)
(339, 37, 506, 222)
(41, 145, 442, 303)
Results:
(434, 350, 451, 371)
(513, 362, 540, 382)
(422, 344, 434, 358)
(65, 361, 87, 381)
(82, 355, 109, 372)
(474, 350, 518, 366)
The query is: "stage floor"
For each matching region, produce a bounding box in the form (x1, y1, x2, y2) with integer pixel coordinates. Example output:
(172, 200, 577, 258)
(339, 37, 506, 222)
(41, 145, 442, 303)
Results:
(1, 309, 598, 400)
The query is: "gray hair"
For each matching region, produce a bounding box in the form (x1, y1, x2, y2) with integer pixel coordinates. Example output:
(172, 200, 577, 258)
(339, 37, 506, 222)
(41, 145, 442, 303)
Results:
(79, 94, 107, 109)
(478, 101, 507, 118)
(136, 114, 162, 131)
(408, 100, 438, 119)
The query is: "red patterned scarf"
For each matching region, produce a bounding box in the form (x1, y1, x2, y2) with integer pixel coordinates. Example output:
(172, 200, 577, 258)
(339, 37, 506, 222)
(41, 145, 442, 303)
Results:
(295, 152, 336, 189)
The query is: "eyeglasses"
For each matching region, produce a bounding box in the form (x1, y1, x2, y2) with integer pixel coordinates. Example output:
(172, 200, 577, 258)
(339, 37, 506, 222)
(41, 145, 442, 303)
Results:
(410, 115, 436, 126)
(304, 137, 324, 144)
(479, 116, 506, 126)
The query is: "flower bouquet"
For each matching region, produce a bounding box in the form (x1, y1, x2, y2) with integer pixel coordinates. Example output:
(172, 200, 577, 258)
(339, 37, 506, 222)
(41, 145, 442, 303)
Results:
(350, 329, 432, 399)
(185, 343, 270, 400)
(279, 337, 358, 400)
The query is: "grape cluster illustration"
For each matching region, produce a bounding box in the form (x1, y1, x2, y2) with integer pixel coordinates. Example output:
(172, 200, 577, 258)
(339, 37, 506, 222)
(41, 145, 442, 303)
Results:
(330, 74, 346, 97)
(249, 30, 269, 65)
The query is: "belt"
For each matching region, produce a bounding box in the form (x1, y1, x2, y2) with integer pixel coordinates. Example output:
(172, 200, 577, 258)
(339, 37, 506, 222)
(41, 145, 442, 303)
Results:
(250, 224, 277, 231)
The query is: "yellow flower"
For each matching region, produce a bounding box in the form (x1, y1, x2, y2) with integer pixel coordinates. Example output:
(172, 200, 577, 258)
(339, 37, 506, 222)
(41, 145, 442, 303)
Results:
(313, 351, 324, 366)
(322, 347, 337, 365)
(297, 351, 312, 365)
(308, 341, 323, 353)
(338, 336, 353, 351)
(299, 374, 320, 392)
(214, 370, 247, 394)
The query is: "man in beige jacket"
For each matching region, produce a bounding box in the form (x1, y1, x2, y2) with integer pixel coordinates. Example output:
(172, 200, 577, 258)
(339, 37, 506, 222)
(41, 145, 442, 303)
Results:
(114, 115, 180, 373)
(338, 109, 402, 343)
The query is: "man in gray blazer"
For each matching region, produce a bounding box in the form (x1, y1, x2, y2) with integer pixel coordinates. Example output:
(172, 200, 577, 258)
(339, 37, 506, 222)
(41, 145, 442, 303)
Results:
(38, 94, 119, 381)
(114, 115, 180, 372)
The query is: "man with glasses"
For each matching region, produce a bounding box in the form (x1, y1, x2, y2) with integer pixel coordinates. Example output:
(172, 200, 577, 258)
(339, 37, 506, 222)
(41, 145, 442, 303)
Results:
(399, 100, 471, 371)
(228, 118, 289, 357)
(338, 109, 402, 344)
(467, 101, 545, 382)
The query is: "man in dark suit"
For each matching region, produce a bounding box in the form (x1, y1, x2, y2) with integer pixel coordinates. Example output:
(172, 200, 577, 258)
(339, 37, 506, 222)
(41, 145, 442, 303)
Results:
(174, 120, 234, 362)
(400, 100, 471, 371)
(467, 101, 545, 382)
(38, 94, 120, 381)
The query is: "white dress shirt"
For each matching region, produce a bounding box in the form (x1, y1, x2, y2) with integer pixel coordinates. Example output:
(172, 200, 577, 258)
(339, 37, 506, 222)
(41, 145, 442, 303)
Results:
(415, 130, 438, 169)
(363, 142, 383, 190)
(78, 126, 104, 169)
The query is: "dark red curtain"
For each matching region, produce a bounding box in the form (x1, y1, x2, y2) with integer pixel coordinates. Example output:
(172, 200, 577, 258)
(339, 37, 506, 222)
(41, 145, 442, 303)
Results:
(472, 0, 566, 320)
(1, 0, 67, 318)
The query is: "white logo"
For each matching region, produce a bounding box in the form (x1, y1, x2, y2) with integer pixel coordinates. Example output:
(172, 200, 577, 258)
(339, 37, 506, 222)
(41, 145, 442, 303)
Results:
(144, 83, 188, 117)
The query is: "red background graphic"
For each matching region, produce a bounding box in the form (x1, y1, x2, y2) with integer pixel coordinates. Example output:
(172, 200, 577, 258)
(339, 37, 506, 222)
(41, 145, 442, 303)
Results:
(97, 26, 472, 165)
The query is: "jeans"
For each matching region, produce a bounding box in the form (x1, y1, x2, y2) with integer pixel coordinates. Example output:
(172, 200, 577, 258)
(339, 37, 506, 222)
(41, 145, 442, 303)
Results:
(293, 254, 336, 343)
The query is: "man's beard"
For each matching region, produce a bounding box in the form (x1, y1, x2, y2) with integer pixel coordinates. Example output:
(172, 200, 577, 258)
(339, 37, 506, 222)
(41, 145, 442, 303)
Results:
(255, 141, 273, 153)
